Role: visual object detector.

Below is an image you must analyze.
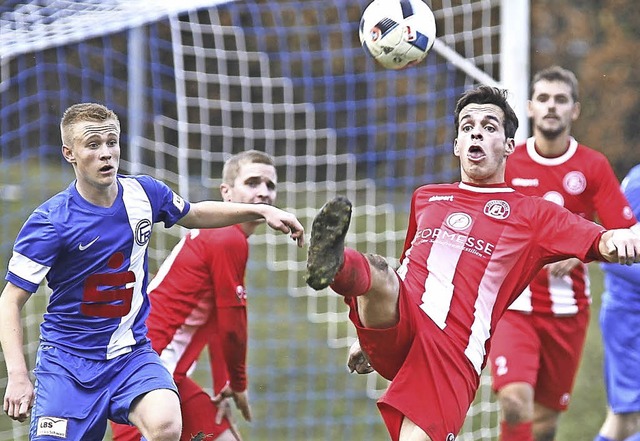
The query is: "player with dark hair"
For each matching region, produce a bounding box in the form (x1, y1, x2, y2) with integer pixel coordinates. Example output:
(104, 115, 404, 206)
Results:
(595, 164, 640, 441)
(0, 104, 303, 441)
(308, 86, 640, 441)
(111, 150, 280, 441)
(488, 66, 637, 441)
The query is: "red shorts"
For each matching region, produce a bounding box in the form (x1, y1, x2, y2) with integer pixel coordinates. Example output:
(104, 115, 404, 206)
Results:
(488, 308, 589, 411)
(111, 377, 232, 441)
(346, 281, 479, 441)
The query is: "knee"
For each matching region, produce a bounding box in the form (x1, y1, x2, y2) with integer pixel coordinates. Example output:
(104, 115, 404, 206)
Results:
(364, 253, 397, 288)
(533, 423, 556, 441)
(498, 390, 533, 425)
(144, 417, 182, 441)
(364, 253, 389, 272)
(602, 411, 640, 440)
(500, 396, 528, 424)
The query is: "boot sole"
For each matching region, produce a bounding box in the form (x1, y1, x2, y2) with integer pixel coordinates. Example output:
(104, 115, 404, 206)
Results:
(306, 196, 352, 290)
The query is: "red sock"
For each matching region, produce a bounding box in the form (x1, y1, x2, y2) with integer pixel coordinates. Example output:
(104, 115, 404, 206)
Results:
(330, 248, 371, 296)
(500, 421, 534, 441)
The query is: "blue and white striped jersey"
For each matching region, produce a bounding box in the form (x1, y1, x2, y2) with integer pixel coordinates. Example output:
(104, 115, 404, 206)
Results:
(6, 175, 190, 360)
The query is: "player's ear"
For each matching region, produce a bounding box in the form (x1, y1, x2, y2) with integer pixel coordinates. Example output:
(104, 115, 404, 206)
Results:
(572, 101, 581, 121)
(219, 183, 232, 202)
(62, 144, 75, 164)
(504, 138, 515, 156)
(453, 139, 461, 157)
(526, 99, 534, 118)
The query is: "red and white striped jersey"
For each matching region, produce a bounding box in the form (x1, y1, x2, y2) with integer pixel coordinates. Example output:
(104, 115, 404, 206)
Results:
(145, 224, 249, 391)
(397, 182, 604, 374)
(505, 137, 636, 315)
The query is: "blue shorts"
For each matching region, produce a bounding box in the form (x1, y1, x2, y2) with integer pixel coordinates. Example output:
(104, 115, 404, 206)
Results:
(30, 343, 177, 440)
(600, 303, 640, 413)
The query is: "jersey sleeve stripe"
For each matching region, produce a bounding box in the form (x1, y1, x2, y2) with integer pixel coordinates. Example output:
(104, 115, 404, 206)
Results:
(7, 251, 50, 291)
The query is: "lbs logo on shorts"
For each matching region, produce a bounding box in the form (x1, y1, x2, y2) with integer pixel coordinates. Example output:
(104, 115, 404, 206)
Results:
(36, 416, 68, 438)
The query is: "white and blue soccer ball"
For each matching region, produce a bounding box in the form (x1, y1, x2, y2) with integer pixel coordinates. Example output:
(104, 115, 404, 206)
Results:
(359, 0, 437, 70)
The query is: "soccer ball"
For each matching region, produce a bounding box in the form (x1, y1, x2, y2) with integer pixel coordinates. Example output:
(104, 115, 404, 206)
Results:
(359, 0, 436, 70)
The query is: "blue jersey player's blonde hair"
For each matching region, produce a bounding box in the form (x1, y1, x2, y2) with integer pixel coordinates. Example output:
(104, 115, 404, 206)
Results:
(60, 103, 120, 146)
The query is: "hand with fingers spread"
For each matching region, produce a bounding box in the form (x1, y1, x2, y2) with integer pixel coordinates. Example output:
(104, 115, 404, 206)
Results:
(261, 205, 305, 247)
(213, 384, 252, 423)
(212, 384, 252, 422)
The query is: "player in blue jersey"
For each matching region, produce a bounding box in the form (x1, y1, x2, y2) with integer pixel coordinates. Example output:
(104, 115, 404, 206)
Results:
(0, 103, 304, 441)
(594, 164, 640, 441)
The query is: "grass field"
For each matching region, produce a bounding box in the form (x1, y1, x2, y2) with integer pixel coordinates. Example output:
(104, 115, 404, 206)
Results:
(557, 262, 608, 441)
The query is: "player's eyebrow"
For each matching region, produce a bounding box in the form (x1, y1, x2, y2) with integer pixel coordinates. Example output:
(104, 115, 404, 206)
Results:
(483, 114, 501, 125)
(246, 175, 277, 187)
(461, 112, 501, 123)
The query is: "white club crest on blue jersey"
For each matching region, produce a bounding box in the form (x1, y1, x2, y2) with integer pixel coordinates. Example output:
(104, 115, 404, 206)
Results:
(135, 219, 152, 246)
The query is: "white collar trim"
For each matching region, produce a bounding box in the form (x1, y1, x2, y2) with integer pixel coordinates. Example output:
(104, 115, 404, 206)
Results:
(458, 182, 515, 193)
(525, 136, 578, 166)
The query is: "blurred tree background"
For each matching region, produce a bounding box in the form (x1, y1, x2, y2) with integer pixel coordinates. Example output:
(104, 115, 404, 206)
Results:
(531, 1, 639, 439)
(531, 0, 640, 177)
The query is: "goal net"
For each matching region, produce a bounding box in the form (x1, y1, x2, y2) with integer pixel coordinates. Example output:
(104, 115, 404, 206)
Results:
(0, 1, 528, 439)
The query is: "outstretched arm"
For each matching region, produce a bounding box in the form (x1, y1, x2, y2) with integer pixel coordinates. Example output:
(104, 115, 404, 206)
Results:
(598, 229, 640, 265)
(178, 201, 304, 247)
(0, 283, 34, 422)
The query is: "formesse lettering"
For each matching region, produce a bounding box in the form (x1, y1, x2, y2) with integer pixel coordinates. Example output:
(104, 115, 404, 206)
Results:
(413, 228, 494, 256)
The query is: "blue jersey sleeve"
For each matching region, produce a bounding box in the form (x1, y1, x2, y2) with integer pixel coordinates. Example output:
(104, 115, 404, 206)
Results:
(134, 175, 191, 227)
(6, 209, 62, 293)
(601, 164, 640, 304)
(621, 165, 640, 219)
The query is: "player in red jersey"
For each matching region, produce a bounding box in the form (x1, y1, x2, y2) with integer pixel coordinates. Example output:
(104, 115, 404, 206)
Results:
(306, 85, 640, 441)
(111, 150, 279, 441)
(487, 66, 637, 441)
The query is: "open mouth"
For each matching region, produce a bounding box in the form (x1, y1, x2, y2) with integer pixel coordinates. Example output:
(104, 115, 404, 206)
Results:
(99, 164, 113, 173)
(467, 145, 486, 161)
